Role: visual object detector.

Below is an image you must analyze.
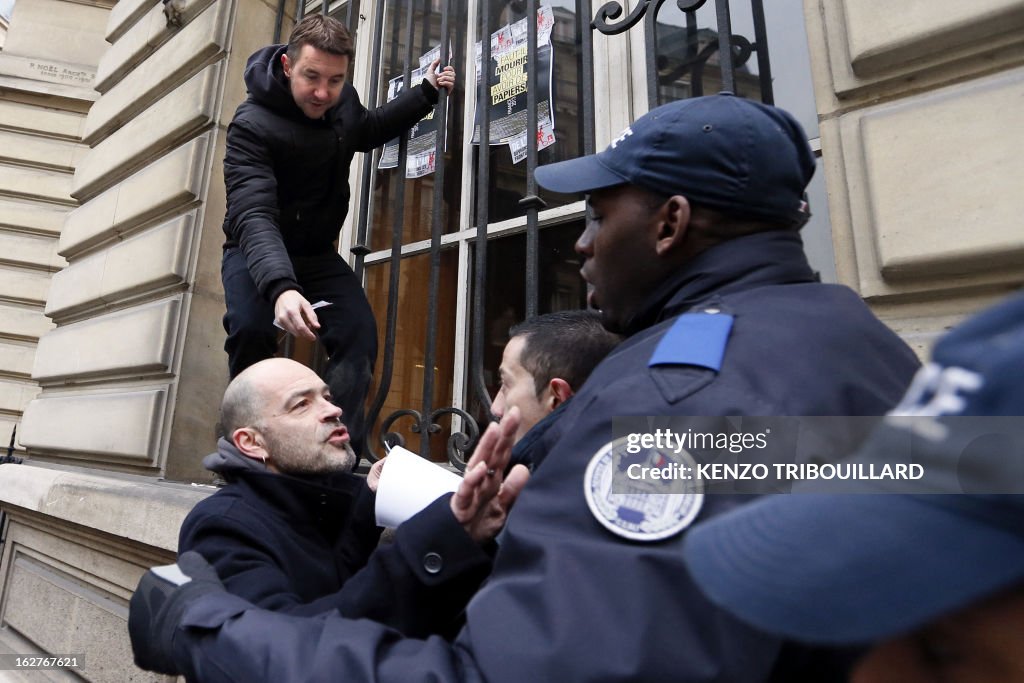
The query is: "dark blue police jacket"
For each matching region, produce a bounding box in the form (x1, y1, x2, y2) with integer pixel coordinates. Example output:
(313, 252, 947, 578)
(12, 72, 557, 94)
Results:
(170, 231, 920, 682)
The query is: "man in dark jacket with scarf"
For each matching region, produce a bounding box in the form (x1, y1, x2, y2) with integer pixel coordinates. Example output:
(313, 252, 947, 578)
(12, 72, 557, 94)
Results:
(176, 357, 527, 639)
(131, 95, 921, 682)
(491, 310, 620, 470)
(221, 14, 455, 455)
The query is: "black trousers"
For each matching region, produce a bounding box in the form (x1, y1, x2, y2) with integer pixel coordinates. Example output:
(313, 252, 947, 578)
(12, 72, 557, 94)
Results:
(221, 248, 378, 455)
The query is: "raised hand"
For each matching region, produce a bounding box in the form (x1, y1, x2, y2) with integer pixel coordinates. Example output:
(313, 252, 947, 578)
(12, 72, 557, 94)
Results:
(451, 408, 531, 543)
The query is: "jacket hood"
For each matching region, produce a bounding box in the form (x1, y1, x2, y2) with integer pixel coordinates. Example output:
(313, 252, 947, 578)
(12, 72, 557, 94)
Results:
(201, 439, 368, 538)
(244, 44, 305, 118)
(203, 437, 269, 477)
(203, 438, 364, 493)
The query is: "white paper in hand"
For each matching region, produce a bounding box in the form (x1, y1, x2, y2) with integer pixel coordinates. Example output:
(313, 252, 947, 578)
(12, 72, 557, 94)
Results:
(272, 300, 332, 330)
(375, 446, 462, 527)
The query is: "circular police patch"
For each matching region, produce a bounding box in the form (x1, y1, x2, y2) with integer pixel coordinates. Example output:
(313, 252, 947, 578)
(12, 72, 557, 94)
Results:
(584, 437, 704, 542)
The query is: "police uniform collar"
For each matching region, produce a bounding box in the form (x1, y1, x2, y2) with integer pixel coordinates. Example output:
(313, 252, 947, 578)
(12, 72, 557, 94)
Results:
(509, 398, 572, 472)
(623, 231, 816, 336)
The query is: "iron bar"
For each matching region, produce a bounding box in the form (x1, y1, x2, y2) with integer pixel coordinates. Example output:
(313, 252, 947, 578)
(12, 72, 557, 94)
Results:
(579, 0, 596, 156)
(750, 0, 773, 104)
(364, 0, 418, 460)
(684, 3, 699, 96)
(578, 0, 597, 238)
(521, 0, 542, 318)
(274, 0, 287, 43)
(661, 33, 752, 93)
(678, 1, 710, 15)
(713, 0, 735, 93)
(643, 0, 668, 108)
(420, 0, 452, 460)
(593, 1, 770, 106)
(350, 0, 777, 466)
(471, 0, 493, 419)
(1, 425, 21, 465)
(352, 0, 390, 281)
(417, 0, 430, 66)
(380, 407, 479, 468)
(429, 407, 479, 466)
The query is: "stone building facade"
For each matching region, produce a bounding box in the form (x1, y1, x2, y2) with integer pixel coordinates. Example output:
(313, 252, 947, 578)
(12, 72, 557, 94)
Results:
(0, 0, 1022, 680)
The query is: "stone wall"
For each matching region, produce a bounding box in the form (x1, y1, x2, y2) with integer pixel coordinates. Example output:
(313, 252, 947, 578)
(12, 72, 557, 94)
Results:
(0, 0, 287, 679)
(803, 0, 1024, 353)
(0, 0, 102, 464)
(18, 0, 238, 479)
(0, 465, 204, 682)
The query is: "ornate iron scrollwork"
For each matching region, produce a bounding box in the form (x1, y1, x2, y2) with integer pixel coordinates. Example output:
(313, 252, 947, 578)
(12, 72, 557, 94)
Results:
(593, 0, 660, 35)
(375, 407, 481, 472)
(594, 0, 771, 107)
(593, 0, 710, 35)
(430, 407, 481, 471)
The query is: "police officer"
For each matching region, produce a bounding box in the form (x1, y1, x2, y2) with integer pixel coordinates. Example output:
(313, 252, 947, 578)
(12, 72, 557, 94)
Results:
(683, 290, 1024, 682)
(129, 95, 920, 682)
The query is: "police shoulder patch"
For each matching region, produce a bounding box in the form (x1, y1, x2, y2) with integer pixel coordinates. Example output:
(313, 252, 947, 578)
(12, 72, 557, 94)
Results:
(584, 437, 704, 542)
(648, 308, 734, 371)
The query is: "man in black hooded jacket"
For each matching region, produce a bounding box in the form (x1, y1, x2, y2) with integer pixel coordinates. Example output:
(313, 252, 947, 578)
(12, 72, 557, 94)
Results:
(221, 14, 455, 455)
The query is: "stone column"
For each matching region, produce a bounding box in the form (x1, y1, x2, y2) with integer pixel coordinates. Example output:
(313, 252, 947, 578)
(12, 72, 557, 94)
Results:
(0, 0, 291, 678)
(802, 0, 1024, 351)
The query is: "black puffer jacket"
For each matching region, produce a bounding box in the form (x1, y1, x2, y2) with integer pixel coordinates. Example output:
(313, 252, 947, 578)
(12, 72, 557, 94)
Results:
(222, 44, 439, 302)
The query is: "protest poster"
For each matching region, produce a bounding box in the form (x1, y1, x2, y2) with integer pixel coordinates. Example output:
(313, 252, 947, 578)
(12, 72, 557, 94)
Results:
(472, 5, 556, 163)
(378, 45, 448, 178)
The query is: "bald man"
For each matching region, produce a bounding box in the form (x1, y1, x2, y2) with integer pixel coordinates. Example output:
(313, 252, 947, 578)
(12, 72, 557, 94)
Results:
(177, 358, 527, 639)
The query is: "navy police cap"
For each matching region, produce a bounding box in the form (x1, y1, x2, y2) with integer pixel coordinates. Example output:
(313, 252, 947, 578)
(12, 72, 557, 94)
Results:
(534, 94, 816, 225)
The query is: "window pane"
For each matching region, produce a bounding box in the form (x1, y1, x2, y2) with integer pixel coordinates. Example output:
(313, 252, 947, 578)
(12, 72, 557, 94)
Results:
(364, 250, 459, 461)
(757, 1, 819, 137)
(368, 0, 466, 252)
(329, 0, 361, 81)
(328, 0, 361, 34)
(654, 3, 761, 104)
(473, 0, 588, 224)
(653, 0, 818, 137)
(467, 219, 588, 420)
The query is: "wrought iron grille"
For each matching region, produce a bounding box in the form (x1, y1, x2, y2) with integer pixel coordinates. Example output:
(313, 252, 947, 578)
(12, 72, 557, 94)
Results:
(593, 0, 773, 108)
(270, 0, 777, 467)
